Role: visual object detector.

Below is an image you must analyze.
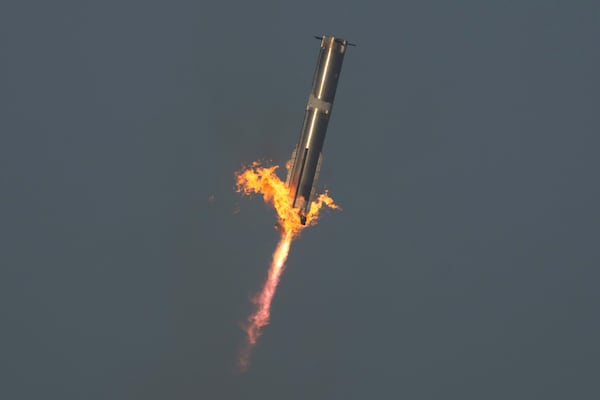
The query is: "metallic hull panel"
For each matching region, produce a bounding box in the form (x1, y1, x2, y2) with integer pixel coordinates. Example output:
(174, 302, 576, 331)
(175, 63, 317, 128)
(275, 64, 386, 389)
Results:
(287, 36, 350, 224)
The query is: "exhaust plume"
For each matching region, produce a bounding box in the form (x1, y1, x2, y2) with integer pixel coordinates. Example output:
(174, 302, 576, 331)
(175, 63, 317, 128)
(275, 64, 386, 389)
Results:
(235, 161, 338, 371)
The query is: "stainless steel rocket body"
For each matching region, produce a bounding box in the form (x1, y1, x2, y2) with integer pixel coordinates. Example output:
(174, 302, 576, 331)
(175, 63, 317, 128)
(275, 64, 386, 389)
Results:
(286, 36, 350, 224)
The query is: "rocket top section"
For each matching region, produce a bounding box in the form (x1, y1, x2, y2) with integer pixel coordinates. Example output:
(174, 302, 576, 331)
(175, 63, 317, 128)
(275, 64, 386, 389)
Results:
(309, 36, 350, 108)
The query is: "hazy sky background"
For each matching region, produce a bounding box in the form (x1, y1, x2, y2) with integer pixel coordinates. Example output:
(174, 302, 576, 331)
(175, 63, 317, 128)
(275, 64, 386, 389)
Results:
(2, 1, 599, 399)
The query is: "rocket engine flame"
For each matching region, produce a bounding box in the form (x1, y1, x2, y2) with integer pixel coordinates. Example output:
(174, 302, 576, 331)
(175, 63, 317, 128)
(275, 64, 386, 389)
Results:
(235, 160, 339, 371)
(235, 161, 339, 234)
(237, 229, 292, 372)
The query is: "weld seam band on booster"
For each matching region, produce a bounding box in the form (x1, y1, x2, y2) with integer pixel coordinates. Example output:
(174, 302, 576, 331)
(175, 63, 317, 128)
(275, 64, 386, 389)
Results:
(307, 94, 332, 114)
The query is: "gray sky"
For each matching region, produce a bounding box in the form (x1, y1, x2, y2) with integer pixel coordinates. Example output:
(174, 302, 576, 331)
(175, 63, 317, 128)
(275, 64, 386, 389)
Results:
(2, 1, 599, 399)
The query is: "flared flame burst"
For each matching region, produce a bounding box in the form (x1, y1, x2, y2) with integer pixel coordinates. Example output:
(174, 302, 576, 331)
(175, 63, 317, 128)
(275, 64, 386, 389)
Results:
(235, 160, 339, 371)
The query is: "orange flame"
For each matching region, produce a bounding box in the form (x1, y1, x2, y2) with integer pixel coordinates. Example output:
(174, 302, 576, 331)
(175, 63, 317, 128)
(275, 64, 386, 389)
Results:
(235, 161, 339, 235)
(235, 160, 339, 371)
(238, 229, 292, 372)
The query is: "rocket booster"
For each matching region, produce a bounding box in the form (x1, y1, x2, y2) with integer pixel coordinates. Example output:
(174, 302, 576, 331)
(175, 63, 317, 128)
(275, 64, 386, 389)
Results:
(285, 36, 352, 224)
